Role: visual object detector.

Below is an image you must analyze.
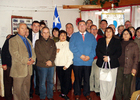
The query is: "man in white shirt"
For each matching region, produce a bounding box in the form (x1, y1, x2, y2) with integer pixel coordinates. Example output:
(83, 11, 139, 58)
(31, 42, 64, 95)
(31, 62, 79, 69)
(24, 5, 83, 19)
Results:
(28, 21, 41, 98)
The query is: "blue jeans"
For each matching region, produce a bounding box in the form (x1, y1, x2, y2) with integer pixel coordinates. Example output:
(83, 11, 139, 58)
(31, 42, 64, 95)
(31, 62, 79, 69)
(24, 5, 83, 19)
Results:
(37, 66, 54, 99)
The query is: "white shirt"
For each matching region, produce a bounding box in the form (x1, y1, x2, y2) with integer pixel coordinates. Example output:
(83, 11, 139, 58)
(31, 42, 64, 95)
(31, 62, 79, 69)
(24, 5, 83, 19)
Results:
(55, 41, 73, 68)
(32, 31, 39, 48)
(79, 31, 86, 36)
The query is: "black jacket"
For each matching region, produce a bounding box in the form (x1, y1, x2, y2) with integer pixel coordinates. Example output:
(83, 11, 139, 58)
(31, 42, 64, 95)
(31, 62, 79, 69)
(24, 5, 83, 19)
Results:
(96, 37, 122, 68)
(27, 29, 41, 42)
(1, 35, 16, 67)
(97, 29, 104, 36)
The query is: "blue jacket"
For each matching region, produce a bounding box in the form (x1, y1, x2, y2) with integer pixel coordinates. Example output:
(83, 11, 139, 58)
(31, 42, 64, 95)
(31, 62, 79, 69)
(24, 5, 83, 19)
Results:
(69, 31, 97, 66)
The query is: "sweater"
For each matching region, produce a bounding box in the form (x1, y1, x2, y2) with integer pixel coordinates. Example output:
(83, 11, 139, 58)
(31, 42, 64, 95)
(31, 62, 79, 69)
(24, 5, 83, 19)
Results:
(69, 31, 97, 66)
(55, 41, 73, 68)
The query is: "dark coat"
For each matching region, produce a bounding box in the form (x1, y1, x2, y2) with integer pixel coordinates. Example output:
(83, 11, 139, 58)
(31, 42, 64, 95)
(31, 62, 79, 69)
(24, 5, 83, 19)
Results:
(119, 41, 139, 74)
(1, 35, 16, 67)
(35, 37, 56, 68)
(96, 37, 122, 68)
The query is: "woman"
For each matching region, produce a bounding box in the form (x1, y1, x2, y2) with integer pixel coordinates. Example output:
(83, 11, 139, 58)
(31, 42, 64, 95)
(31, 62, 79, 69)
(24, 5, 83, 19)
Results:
(52, 27, 61, 92)
(55, 30, 73, 100)
(129, 26, 136, 40)
(52, 27, 59, 42)
(96, 27, 122, 100)
(134, 27, 140, 91)
(115, 29, 139, 100)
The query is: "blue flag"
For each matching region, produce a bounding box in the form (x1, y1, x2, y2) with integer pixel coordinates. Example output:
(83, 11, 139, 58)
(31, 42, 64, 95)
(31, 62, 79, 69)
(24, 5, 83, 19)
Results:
(53, 6, 62, 29)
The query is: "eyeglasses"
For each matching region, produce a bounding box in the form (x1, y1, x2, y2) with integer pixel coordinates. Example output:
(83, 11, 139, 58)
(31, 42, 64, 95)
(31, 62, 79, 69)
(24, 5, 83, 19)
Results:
(91, 29, 97, 30)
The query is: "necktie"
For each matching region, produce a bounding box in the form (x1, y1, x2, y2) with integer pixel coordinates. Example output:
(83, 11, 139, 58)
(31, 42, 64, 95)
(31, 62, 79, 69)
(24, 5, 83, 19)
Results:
(33, 33, 36, 48)
(82, 34, 84, 41)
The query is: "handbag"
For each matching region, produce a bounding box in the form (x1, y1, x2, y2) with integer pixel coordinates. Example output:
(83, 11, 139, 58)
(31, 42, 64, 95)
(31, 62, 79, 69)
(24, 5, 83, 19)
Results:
(99, 61, 112, 82)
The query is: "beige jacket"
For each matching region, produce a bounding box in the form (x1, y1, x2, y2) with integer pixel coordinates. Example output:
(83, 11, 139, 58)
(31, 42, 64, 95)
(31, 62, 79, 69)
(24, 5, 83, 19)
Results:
(9, 35, 36, 78)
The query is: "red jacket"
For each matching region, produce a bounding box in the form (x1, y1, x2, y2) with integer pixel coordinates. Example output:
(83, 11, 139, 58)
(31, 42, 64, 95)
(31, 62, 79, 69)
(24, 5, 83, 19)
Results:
(94, 34, 102, 59)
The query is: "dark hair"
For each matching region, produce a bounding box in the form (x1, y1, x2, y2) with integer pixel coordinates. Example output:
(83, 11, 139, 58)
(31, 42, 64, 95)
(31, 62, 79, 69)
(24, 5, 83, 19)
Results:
(86, 19, 93, 25)
(90, 24, 97, 29)
(32, 21, 40, 26)
(52, 27, 59, 37)
(100, 19, 108, 24)
(128, 26, 136, 36)
(58, 30, 67, 38)
(40, 21, 46, 26)
(135, 27, 140, 36)
(120, 29, 133, 41)
(66, 23, 73, 27)
(78, 20, 86, 25)
(104, 27, 115, 38)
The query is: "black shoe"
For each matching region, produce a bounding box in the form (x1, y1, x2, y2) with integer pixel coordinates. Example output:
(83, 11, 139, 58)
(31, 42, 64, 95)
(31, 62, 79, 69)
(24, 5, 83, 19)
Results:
(59, 94, 69, 100)
(96, 92, 100, 96)
(30, 94, 33, 98)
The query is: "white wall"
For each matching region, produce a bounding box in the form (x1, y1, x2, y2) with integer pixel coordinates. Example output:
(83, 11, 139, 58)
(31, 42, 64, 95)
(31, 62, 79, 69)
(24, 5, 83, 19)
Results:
(0, 0, 84, 47)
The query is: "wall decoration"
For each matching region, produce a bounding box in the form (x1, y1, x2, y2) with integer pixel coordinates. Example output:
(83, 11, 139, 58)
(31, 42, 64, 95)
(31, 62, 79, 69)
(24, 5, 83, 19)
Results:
(11, 15, 32, 35)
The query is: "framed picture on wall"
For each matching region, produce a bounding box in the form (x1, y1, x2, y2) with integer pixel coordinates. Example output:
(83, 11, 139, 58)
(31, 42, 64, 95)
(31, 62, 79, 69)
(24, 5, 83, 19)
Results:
(11, 15, 32, 35)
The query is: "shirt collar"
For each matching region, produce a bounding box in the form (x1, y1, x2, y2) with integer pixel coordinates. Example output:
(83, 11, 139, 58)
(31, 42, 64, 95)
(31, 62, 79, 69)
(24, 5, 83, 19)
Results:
(100, 29, 104, 34)
(95, 34, 98, 38)
(32, 31, 39, 35)
(18, 34, 26, 40)
(79, 31, 86, 35)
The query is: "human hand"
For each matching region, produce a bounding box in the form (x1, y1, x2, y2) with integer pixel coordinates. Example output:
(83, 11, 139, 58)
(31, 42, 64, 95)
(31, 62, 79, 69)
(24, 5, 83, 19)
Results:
(27, 58, 35, 65)
(46, 60, 52, 66)
(2, 65, 7, 70)
(63, 66, 67, 70)
(131, 69, 137, 76)
(84, 56, 90, 61)
(80, 55, 86, 61)
(103, 56, 108, 62)
(57, 49, 60, 53)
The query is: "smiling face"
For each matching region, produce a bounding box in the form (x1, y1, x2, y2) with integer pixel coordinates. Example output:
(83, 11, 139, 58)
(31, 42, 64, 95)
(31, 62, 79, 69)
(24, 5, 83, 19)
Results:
(78, 22, 87, 33)
(32, 23, 40, 33)
(118, 26, 124, 35)
(136, 29, 140, 38)
(53, 30, 59, 37)
(41, 28, 50, 40)
(17, 23, 27, 37)
(59, 33, 66, 42)
(66, 24, 74, 36)
(123, 30, 131, 41)
(100, 21, 108, 30)
(129, 28, 135, 37)
(90, 25, 98, 36)
(105, 29, 113, 39)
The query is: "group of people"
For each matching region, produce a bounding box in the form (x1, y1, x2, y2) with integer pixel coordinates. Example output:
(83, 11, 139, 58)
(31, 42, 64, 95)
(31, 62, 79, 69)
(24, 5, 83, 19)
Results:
(1, 18, 140, 100)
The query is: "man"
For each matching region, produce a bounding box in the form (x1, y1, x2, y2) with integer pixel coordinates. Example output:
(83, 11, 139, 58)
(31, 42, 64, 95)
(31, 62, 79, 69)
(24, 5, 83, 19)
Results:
(9, 23, 36, 100)
(66, 23, 74, 41)
(35, 27, 56, 100)
(89, 25, 102, 96)
(109, 24, 116, 33)
(86, 19, 93, 33)
(97, 19, 108, 36)
(116, 25, 124, 37)
(39, 21, 46, 31)
(124, 20, 131, 29)
(1, 34, 15, 100)
(70, 20, 97, 100)
(28, 21, 41, 98)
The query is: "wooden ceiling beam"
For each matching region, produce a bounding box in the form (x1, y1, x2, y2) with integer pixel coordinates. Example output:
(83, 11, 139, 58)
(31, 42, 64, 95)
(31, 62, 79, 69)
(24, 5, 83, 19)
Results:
(63, 5, 101, 10)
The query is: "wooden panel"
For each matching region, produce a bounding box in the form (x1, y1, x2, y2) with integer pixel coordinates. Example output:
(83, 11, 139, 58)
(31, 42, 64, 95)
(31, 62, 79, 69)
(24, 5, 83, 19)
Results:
(63, 5, 101, 10)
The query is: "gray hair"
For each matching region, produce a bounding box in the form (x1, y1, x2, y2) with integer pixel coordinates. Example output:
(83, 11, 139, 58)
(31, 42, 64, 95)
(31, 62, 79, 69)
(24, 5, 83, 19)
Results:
(17, 23, 27, 28)
(41, 27, 50, 33)
(118, 25, 124, 29)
